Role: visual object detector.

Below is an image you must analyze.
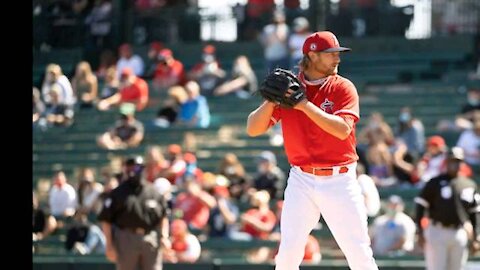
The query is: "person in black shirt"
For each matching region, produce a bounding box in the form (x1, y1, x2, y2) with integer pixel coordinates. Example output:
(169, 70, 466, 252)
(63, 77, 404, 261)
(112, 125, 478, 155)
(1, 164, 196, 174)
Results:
(98, 156, 171, 270)
(33, 191, 57, 242)
(415, 147, 480, 270)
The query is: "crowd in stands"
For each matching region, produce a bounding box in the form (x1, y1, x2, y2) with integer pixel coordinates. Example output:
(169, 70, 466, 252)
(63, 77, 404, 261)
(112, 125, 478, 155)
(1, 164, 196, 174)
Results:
(33, 5, 480, 264)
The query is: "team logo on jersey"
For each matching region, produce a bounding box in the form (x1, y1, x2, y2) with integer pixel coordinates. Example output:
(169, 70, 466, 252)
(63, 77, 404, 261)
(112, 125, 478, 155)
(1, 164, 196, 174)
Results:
(441, 186, 452, 199)
(146, 199, 158, 208)
(320, 98, 334, 113)
(310, 43, 317, 51)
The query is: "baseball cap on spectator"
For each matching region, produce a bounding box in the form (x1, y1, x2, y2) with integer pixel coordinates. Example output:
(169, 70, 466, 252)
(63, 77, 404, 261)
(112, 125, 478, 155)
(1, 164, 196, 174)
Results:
(120, 67, 134, 78)
(256, 151, 277, 165)
(203, 44, 216, 54)
(150, 41, 163, 52)
(293, 17, 309, 32)
(119, 102, 135, 116)
(302, 31, 351, 55)
(183, 152, 197, 164)
(448, 146, 465, 161)
(158, 49, 173, 61)
(388, 195, 404, 205)
(427, 135, 446, 148)
(167, 144, 182, 155)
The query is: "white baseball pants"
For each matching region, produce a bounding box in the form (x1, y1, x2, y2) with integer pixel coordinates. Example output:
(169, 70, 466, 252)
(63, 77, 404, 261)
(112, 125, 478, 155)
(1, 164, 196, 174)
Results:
(275, 165, 378, 270)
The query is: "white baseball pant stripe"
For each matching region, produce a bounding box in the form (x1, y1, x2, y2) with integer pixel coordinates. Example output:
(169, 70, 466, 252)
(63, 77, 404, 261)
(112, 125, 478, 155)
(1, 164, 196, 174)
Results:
(275, 165, 378, 270)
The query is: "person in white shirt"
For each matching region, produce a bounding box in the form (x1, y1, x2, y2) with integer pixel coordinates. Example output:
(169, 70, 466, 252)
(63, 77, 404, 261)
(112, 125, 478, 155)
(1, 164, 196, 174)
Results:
(164, 219, 201, 263)
(356, 163, 381, 217)
(288, 17, 311, 71)
(116, 43, 144, 78)
(370, 195, 416, 256)
(41, 64, 75, 107)
(49, 171, 77, 217)
(259, 11, 290, 71)
(456, 118, 480, 166)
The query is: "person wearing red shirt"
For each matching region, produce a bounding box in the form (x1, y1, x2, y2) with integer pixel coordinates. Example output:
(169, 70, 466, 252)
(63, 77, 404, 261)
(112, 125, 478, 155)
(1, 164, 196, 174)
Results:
(153, 49, 186, 90)
(97, 67, 149, 111)
(246, 31, 378, 270)
(240, 190, 276, 239)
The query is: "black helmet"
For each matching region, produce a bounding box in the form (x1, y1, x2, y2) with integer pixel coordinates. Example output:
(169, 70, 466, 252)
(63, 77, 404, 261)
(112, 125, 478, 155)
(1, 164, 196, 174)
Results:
(125, 156, 145, 180)
(125, 155, 144, 167)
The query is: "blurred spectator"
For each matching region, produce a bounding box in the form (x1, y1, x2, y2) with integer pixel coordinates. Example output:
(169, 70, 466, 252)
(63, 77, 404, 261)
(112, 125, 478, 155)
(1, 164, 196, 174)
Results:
(213, 55, 258, 99)
(370, 195, 416, 256)
(217, 152, 251, 202)
(356, 163, 381, 217)
(391, 139, 416, 186)
(241, 0, 275, 40)
(99, 67, 119, 99)
(182, 131, 198, 153)
(153, 49, 186, 90)
(42, 84, 75, 127)
(456, 118, 480, 166)
(413, 136, 448, 185)
(259, 10, 290, 71)
(173, 180, 216, 230)
(95, 176, 118, 213)
(84, 0, 113, 52)
(301, 235, 322, 264)
(240, 190, 276, 239)
(33, 191, 57, 242)
(96, 49, 116, 79)
(252, 151, 286, 200)
(97, 103, 144, 150)
(145, 146, 169, 183)
(180, 152, 204, 186)
(455, 85, 480, 130)
(66, 211, 106, 255)
(365, 131, 394, 186)
(153, 86, 188, 128)
(164, 219, 201, 263)
(189, 45, 226, 95)
(71, 61, 98, 108)
(178, 81, 210, 128)
(116, 43, 144, 78)
(206, 184, 239, 238)
(144, 41, 164, 78)
(49, 170, 77, 218)
(33, 87, 45, 124)
(159, 144, 187, 184)
(41, 64, 75, 107)
(358, 112, 394, 146)
(98, 67, 149, 111)
(395, 107, 425, 160)
(77, 167, 104, 214)
(288, 17, 311, 70)
(153, 177, 174, 211)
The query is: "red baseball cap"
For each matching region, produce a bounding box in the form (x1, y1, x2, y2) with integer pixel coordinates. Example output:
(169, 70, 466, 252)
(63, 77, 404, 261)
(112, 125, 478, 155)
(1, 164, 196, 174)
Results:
(302, 31, 351, 55)
(427, 135, 446, 148)
(158, 49, 173, 59)
(203, 44, 216, 54)
(120, 67, 134, 77)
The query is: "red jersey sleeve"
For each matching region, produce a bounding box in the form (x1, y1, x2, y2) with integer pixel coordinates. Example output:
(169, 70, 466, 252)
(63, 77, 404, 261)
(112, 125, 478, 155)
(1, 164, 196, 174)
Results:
(269, 105, 282, 127)
(138, 78, 149, 99)
(332, 79, 360, 122)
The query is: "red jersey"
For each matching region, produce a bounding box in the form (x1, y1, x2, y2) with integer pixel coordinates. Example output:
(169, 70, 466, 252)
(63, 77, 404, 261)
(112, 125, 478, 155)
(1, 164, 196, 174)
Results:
(270, 74, 360, 167)
(174, 193, 210, 229)
(154, 60, 186, 86)
(241, 208, 276, 239)
(119, 77, 149, 107)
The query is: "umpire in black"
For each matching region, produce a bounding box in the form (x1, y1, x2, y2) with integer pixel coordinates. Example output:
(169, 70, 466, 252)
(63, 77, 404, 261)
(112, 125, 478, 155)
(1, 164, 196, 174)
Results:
(98, 156, 171, 270)
(415, 147, 480, 270)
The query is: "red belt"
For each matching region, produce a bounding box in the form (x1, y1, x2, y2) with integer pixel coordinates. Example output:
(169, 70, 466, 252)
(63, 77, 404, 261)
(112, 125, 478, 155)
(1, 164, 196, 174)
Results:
(299, 166, 349, 176)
